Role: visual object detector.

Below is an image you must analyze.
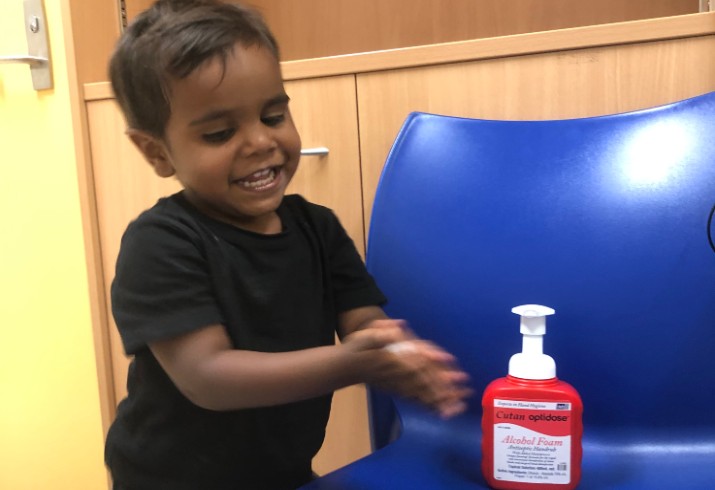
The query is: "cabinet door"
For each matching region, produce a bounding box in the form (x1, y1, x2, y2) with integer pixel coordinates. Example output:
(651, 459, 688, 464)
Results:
(86, 73, 370, 477)
(284, 75, 371, 475)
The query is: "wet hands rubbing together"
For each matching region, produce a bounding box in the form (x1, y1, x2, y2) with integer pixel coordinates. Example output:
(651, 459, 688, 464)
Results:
(343, 319, 473, 419)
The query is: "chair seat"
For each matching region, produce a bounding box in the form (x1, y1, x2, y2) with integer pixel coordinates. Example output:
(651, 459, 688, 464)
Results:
(304, 404, 715, 489)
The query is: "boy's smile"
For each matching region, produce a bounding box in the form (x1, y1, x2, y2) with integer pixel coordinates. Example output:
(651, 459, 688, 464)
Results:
(132, 43, 301, 234)
(235, 166, 281, 190)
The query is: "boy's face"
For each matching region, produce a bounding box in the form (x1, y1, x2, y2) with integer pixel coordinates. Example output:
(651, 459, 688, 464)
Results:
(133, 43, 301, 233)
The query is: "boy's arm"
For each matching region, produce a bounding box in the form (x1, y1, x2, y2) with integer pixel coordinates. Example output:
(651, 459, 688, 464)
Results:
(337, 305, 392, 337)
(149, 321, 405, 411)
(150, 312, 470, 417)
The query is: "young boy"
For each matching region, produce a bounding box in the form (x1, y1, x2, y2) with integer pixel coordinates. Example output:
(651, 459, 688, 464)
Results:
(105, 1, 470, 488)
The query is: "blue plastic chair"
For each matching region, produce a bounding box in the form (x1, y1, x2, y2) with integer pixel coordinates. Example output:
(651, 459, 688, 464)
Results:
(303, 91, 715, 489)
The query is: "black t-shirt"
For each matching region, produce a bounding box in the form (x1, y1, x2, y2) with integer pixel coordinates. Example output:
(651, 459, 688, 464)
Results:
(105, 193, 386, 490)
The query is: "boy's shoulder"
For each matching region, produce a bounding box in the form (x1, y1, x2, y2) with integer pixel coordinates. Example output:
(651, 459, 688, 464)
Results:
(282, 194, 339, 228)
(128, 192, 191, 226)
(283, 193, 327, 211)
(122, 192, 206, 244)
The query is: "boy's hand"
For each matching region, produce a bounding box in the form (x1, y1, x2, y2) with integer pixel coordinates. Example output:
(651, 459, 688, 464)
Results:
(342, 319, 472, 419)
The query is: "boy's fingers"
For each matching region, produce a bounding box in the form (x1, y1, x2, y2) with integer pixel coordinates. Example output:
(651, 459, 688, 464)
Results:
(442, 369, 471, 384)
(368, 318, 408, 331)
(383, 340, 454, 361)
(382, 340, 418, 355)
(402, 340, 458, 364)
(438, 400, 468, 419)
(346, 326, 404, 350)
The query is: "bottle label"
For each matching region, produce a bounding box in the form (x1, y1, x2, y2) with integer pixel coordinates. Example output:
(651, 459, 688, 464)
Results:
(492, 399, 572, 484)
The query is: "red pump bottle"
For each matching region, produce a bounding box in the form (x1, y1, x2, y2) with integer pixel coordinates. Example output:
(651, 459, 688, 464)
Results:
(482, 305, 583, 490)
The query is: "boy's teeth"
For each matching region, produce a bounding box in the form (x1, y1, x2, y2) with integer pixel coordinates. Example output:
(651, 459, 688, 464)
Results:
(238, 168, 277, 188)
(253, 168, 272, 178)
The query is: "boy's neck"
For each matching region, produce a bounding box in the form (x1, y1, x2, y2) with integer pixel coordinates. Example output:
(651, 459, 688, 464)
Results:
(180, 191, 284, 235)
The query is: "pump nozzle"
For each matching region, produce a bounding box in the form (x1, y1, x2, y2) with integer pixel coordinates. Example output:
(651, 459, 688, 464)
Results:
(508, 304, 557, 380)
(512, 304, 555, 336)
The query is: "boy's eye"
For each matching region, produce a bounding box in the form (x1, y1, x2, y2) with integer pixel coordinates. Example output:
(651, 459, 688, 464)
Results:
(262, 114, 285, 127)
(202, 128, 236, 143)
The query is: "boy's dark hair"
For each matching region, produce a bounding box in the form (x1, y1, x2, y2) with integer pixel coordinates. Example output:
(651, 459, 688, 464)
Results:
(109, 0, 280, 137)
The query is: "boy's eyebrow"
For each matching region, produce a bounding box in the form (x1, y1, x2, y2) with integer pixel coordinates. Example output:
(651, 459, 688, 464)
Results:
(188, 94, 291, 127)
(266, 93, 290, 107)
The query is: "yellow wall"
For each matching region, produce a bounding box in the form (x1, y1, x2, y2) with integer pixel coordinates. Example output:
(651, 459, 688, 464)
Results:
(0, 1, 107, 488)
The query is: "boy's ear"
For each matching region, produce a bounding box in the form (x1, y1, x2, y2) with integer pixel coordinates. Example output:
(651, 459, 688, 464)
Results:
(127, 129, 176, 178)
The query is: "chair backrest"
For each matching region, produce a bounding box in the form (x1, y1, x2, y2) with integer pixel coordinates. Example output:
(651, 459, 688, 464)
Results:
(366, 91, 715, 436)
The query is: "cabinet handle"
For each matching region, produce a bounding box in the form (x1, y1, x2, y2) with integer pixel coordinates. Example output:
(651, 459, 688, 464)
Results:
(300, 147, 329, 157)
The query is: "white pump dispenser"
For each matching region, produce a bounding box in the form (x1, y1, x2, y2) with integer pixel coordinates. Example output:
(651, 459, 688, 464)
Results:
(508, 304, 556, 380)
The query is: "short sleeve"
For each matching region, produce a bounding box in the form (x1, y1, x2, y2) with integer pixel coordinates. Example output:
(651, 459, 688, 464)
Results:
(322, 209, 387, 312)
(111, 214, 224, 354)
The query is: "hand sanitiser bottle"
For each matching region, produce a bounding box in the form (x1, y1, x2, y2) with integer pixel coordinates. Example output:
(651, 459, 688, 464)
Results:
(482, 305, 583, 490)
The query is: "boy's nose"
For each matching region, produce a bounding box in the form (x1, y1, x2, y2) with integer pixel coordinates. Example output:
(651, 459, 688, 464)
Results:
(242, 123, 277, 156)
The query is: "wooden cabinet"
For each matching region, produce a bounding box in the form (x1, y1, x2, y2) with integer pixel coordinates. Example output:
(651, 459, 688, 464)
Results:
(121, 0, 700, 61)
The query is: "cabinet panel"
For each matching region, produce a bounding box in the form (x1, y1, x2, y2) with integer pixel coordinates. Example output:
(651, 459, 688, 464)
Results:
(86, 74, 369, 477)
(258, 0, 698, 61)
(357, 35, 715, 231)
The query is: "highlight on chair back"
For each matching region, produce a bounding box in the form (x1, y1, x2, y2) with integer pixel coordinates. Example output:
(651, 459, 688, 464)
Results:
(303, 91, 715, 489)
